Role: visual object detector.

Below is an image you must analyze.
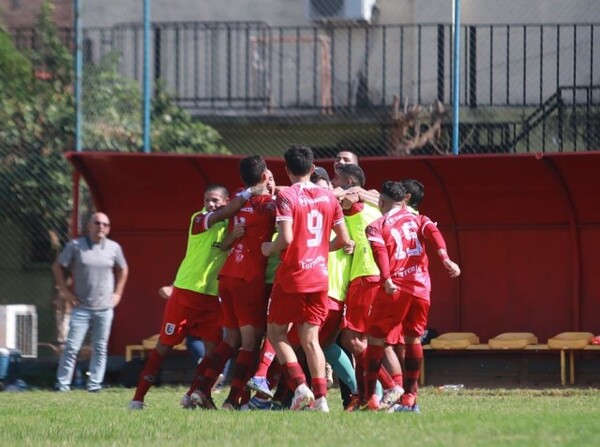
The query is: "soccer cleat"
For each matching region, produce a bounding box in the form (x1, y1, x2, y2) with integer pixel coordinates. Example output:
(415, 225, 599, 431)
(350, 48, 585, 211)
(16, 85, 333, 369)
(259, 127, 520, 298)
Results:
(270, 401, 284, 411)
(380, 385, 404, 410)
(246, 376, 274, 398)
(221, 401, 236, 411)
(360, 395, 380, 411)
(290, 384, 315, 411)
(325, 363, 334, 389)
(180, 394, 197, 410)
(344, 394, 362, 412)
(128, 400, 145, 410)
(190, 389, 217, 410)
(313, 396, 330, 413)
(248, 395, 272, 410)
(394, 392, 420, 412)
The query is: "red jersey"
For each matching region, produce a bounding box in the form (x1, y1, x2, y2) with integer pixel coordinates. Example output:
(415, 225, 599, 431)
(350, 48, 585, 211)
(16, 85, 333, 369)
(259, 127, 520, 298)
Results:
(219, 194, 276, 282)
(274, 182, 345, 293)
(366, 207, 440, 300)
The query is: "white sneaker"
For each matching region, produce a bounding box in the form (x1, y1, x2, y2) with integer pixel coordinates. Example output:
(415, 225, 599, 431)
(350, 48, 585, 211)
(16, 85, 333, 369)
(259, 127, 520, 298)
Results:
(290, 384, 315, 411)
(128, 400, 145, 410)
(314, 396, 330, 413)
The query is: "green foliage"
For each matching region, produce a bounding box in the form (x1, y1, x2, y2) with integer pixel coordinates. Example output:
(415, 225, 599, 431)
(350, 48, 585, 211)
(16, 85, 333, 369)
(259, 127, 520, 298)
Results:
(81, 58, 229, 154)
(0, 31, 32, 97)
(0, 1, 229, 265)
(151, 81, 229, 154)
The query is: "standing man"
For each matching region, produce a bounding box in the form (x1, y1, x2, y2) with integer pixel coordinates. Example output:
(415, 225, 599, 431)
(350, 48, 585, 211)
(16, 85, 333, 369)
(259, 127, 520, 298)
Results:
(53, 212, 129, 392)
(263, 145, 351, 412)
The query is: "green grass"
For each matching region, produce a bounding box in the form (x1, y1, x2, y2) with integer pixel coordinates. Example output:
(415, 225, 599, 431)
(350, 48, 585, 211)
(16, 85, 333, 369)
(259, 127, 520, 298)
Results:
(1, 386, 599, 446)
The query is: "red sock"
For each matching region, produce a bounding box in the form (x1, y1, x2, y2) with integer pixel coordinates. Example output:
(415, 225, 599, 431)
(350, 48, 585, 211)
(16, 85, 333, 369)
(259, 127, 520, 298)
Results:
(365, 345, 384, 399)
(378, 365, 396, 390)
(392, 373, 404, 389)
(354, 349, 366, 399)
(133, 349, 165, 402)
(200, 342, 235, 394)
(312, 377, 327, 399)
(186, 354, 211, 396)
(404, 343, 423, 395)
(226, 349, 256, 404)
(282, 362, 306, 392)
(254, 339, 276, 377)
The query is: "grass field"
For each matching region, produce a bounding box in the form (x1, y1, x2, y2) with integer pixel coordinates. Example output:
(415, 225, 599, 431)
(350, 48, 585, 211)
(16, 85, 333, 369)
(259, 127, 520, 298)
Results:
(1, 386, 599, 446)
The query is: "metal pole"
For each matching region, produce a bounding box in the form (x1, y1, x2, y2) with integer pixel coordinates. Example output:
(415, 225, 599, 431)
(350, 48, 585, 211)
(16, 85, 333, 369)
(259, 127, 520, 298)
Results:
(142, 0, 151, 153)
(74, 0, 83, 152)
(452, 0, 461, 155)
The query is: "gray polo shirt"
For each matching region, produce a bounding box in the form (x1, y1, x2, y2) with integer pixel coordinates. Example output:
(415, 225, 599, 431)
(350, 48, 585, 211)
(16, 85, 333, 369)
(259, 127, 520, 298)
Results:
(57, 236, 128, 310)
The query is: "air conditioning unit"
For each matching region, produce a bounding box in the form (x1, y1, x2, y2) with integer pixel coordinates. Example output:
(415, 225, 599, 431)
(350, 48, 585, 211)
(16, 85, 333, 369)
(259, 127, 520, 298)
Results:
(0, 305, 38, 358)
(307, 0, 377, 23)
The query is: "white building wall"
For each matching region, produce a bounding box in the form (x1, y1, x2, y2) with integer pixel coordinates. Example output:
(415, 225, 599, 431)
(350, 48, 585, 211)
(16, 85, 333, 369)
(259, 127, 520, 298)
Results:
(80, 0, 600, 27)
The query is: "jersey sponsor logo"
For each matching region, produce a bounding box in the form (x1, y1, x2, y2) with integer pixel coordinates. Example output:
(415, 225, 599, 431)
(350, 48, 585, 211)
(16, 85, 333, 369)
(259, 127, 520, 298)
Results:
(240, 207, 254, 213)
(298, 195, 329, 206)
(299, 255, 326, 270)
(164, 322, 176, 335)
(392, 265, 422, 278)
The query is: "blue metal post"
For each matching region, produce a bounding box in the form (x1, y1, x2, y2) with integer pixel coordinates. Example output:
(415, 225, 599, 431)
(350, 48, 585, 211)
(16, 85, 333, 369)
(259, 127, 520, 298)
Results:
(142, 0, 151, 153)
(451, 0, 461, 155)
(74, 0, 83, 152)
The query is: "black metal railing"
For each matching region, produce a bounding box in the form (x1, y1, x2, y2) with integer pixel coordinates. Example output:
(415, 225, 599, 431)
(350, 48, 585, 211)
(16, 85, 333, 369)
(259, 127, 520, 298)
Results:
(11, 22, 599, 115)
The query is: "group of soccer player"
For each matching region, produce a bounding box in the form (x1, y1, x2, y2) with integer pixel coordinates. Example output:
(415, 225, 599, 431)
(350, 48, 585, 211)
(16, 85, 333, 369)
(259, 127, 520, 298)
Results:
(128, 144, 461, 412)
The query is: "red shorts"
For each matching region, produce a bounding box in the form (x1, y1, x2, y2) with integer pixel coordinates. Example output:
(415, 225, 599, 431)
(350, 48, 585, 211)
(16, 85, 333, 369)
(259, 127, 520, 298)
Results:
(386, 324, 405, 345)
(287, 297, 343, 347)
(267, 282, 329, 327)
(218, 276, 267, 329)
(159, 287, 222, 346)
(343, 277, 380, 333)
(367, 288, 430, 340)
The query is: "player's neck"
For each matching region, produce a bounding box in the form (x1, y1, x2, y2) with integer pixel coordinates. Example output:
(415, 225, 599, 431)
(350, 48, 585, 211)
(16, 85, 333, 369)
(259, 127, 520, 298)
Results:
(289, 174, 311, 185)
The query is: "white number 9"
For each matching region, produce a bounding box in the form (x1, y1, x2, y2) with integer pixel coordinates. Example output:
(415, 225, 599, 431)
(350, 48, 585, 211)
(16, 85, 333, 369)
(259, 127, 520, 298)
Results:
(306, 209, 324, 247)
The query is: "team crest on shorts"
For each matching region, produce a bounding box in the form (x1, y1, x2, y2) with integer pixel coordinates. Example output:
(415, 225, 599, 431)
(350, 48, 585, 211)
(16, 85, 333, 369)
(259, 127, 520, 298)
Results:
(164, 323, 176, 335)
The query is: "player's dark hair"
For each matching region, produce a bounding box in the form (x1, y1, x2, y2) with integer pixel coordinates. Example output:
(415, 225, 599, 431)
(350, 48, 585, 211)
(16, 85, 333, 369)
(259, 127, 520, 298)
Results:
(380, 180, 406, 202)
(239, 155, 267, 186)
(336, 163, 366, 188)
(205, 184, 229, 198)
(401, 178, 424, 208)
(284, 144, 314, 176)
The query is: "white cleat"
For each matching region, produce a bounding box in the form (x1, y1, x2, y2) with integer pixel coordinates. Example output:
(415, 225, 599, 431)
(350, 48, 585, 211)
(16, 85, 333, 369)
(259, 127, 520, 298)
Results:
(290, 384, 315, 411)
(314, 396, 330, 413)
(128, 400, 145, 410)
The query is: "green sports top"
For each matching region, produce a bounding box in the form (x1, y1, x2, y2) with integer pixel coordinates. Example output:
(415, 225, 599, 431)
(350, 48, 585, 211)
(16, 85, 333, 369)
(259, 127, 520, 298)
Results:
(345, 203, 381, 280)
(173, 210, 228, 296)
(328, 244, 352, 302)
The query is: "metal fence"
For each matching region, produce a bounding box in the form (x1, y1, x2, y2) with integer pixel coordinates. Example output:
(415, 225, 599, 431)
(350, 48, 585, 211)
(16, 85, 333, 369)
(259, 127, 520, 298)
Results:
(2, 16, 600, 352)
(78, 22, 600, 113)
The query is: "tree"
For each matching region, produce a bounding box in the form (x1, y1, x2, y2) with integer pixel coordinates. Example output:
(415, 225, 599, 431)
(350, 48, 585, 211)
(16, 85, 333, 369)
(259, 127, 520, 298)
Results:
(0, 1, 230, 265)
